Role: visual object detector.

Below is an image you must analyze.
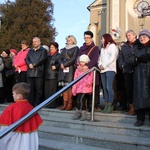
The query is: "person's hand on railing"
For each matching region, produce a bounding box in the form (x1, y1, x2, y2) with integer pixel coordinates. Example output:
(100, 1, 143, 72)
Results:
(100, 65, 104, 70)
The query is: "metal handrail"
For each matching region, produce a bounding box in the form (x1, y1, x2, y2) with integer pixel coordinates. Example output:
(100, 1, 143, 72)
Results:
(0, 67, 100, 139)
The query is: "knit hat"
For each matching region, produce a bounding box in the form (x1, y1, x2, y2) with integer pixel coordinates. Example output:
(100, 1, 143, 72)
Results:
(10, 49, 17, 55)
(139, 29, 150, 38)
(79, 54, 90, 64)
(3, 50, 10, 55)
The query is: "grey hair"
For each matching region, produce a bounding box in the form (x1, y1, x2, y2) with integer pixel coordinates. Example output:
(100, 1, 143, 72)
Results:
(43, 45, 49, 53)
(33, 37, 41, 43)
(65, 35, 77, 44)
(125, 30, 137, 37)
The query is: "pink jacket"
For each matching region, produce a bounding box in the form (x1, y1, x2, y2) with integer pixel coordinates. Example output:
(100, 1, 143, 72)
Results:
(72, 67, 93, 96)
(13, 49, 29, 72)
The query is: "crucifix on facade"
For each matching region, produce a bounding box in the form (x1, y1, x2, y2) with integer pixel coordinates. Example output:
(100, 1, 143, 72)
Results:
(140, 23, 144, 29)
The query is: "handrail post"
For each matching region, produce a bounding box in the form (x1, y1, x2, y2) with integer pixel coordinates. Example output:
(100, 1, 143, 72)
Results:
(91, 69, 96, 121)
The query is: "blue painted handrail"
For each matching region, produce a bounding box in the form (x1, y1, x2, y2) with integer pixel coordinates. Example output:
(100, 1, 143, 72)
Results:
(0, 67, 100, 139)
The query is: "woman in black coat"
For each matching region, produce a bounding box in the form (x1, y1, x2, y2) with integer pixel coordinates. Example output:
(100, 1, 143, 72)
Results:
(118, 30, 138, 115)
(128, 29, 150, 126)
(45, 42, 61, 108)
(58, 35, 79, 110)
(1, 50, 14, 102)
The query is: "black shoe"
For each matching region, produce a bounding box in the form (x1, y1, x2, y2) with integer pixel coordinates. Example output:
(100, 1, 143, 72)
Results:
(134, 121, 144, 127)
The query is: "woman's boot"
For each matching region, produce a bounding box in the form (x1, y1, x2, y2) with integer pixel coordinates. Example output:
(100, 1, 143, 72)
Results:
(66, 99, 72, 110)
(73, 109, 81, 120)
(66, 89, 73, 110)
(59, 91, 68, 110)
(101, 102, 108, 113)
(105, 102, 114, 113)
(80, 110, 86, 121)
(127, 104, 136, 115)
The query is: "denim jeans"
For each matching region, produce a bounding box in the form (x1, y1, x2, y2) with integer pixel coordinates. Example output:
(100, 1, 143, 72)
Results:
(101, 71, 116, 103)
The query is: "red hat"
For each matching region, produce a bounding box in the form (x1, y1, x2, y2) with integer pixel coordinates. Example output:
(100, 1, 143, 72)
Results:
(10, 49, 17, 55)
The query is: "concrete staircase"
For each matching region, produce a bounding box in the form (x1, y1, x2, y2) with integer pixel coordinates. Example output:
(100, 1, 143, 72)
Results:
(0, 104, 150, 150)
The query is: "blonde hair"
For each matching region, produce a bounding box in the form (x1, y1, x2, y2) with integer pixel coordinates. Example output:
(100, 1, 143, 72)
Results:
(65, 35, 77, 44)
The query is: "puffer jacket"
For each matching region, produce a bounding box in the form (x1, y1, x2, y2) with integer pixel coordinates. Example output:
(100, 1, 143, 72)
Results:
(13, 49, 29, 72)
(72, 67, 93, 96)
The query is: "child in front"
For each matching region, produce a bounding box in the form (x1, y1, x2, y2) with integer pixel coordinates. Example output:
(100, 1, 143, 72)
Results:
(0, 82, 43, 150)
(72, 54, 93, 121)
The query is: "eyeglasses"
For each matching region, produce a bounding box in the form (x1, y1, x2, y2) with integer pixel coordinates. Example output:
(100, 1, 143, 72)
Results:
(84, 37, 91, 39)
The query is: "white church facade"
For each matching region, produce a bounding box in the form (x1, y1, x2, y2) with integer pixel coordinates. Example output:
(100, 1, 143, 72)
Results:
(87, 0, 150, 46)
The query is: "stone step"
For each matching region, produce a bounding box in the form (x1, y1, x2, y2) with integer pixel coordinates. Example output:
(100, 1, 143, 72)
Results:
(39, 108, 150, 125)
(39, 125, 150, 150)
(39, 108, 134, 123)
(0, 103, 9, 110)
(41, 115, 150, 138)
(39, 138, 113, 150)
(1, 104, 150, 124)
(1, 105, 137, 124)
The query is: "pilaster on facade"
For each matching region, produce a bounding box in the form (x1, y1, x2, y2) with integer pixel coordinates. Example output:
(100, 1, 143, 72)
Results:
(98, 8, 107, 15)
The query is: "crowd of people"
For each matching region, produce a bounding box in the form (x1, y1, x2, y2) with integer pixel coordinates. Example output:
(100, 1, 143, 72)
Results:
(0, 29, 150, 127)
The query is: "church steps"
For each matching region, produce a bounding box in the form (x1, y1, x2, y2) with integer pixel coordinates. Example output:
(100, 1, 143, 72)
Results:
(39, 125, 150, 150)
(39, 138, 111, 150)
(1, 104, 150, 149)
(40, 108, 150, 125)
(41, 115, 150, 138)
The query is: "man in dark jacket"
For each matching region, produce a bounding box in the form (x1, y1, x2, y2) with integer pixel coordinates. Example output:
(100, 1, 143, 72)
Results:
(76, 31, 100, 111)
(25, 37, 47, 106)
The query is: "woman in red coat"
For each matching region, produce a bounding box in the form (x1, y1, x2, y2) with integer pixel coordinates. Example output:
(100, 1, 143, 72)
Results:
(13, 40, 29, 83)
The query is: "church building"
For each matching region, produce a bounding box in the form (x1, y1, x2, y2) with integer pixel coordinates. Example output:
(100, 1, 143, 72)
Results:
(87, 0, 150, 47)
